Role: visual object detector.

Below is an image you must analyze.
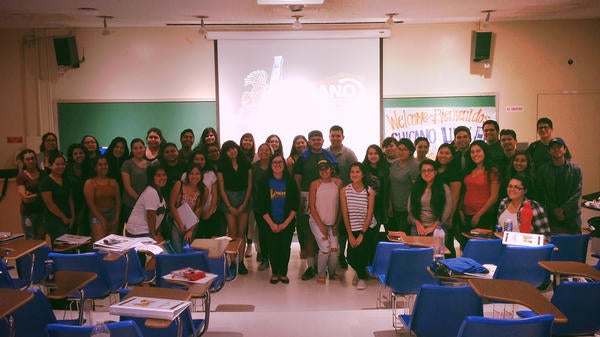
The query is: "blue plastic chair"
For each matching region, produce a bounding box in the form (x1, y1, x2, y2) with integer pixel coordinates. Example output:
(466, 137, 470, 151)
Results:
(367, 242, 407, 308)
(183, 245, 226, 293)
(15, 244, 51, 286)
(494, 244, 554, 289)
(0, 258, 17, 288)
(399, 284, 483, 337)
(385, 247, 438, 329)
(0, 289, 78, 337)
(517, 281, 600, 336)
(550, 234, 590, 262)
(46, 320, 144, 337)
(461, 239, 504, 265)
(154, 250, 210, 289)
(456, 314, 554, 337)
(123, 248, 154, 286)
(48, 251, 113, 299)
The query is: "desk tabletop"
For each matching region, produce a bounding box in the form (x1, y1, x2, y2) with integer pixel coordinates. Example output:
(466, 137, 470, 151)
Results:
(468, 279, 567, 323)
(0, 239, 46, 260)
(538, 261, 600, 281)
(122, 287, 192, 329)
(387, 231, 450, 254)
(44, 271, 97, 299)
(0, 289, 34, 318)
(163, 277, 214, 298)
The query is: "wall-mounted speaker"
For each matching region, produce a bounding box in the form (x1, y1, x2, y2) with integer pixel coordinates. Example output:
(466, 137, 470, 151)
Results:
(472, 31, 493, 62)
(53, 36, 80, 68)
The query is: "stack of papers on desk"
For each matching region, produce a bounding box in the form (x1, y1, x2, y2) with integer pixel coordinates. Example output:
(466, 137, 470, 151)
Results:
(94, 234, 160, 253)
(54, 234, 91, 245)
(110, 296, 190, 321)
(163, 271, 218, 284)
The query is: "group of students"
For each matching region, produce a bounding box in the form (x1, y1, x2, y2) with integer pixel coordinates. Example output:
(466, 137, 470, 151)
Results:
(15, 116, 582, 289)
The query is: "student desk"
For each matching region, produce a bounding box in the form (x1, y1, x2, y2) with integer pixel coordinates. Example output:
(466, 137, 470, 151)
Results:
(0, 288, 34, 337)
(538, 260, 600, 289)
(387, 231, 451, 254)
(0, 239, 46, 288)
(121, 286, 192, 337)
(468, 278, 567, 323)
(43, 270, 97, 325)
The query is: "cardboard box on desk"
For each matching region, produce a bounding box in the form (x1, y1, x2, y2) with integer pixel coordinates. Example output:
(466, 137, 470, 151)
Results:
(190, 237, 231, 257)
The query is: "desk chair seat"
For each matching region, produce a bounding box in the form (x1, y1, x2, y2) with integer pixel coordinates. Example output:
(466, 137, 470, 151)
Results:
(494, 244, 554, 289)
(457, 314, 554, 337)
(48, 251, 113, 299)
(461, 239, 504, 265)
(399, 284, 483, 337)
(517, 281, 600, 336)
(0, 289, 78, 337)
(46, 320, 144, 337)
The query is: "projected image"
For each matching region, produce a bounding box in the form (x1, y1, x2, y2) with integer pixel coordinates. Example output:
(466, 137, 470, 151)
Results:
(218, 39, 380, 159)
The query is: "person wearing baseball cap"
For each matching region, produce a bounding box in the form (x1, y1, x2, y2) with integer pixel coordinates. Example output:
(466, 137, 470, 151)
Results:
(537, 136, 582, 234)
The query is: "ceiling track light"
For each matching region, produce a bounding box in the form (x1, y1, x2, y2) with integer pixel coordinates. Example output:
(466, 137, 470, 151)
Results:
(98, 15, 114, 36)
(292, 15, 302, 29)
(481, 10, 495, 26)
(386, 13, 398, 25)
(196, 15, 208, 35)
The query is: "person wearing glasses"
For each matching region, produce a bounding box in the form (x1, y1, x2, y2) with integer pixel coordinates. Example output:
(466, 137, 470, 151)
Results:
(255, 154, 299, 284)
(526, 117, 554, 171)
(497, 174, 550, 242)
(407, 159, 452, 237)
(387, 138, 419, 234)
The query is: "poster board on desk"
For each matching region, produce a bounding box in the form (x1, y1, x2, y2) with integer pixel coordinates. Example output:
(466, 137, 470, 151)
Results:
(383, 95, 497, 157)
(57, 101, 217, 151)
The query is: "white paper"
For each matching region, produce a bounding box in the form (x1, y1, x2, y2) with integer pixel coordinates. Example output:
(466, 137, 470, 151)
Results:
(110, 296, 190, 321)
(55, 234, 92, 244)
(162, 272, 218, 284)
(177, 203, 199, 230)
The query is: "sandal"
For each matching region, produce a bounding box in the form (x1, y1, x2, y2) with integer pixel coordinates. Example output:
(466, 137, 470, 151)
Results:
(280, 275, 290, 284)
(270, 275, 280, 284)
(317, 275, 327, 284)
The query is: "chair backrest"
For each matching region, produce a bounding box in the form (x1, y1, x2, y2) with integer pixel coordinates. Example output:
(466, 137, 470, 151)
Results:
(494, 244, 554, 288)
(0, 289, 66, 337)
(102, 252, 127, 292)
(124, 248, 152, 286)
(409, 284, 483, 337)
(16, 244, 51, 284)
(386, 247, 438, 294)
(550, 281, 600, 336)
(46, 320, 144, 337)
(461, 239, 504, 265)
(182, 246, 226, 292)
(550, 234, 590, 262)
(154, 250, 210, 288)
(369, 242, 407, 276)
(456, 314, 554, 337)
(48, 251, 112, 298)
(0, 258, 16, 288)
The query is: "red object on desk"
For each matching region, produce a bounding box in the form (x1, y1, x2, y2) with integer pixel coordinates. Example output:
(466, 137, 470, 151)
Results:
(521, 201, 533, 233)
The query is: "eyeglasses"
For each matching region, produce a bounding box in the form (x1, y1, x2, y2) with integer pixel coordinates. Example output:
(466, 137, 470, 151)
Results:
(507, 184, 524, 190)
(421, 168, 435, 173)
(272, 160, 285, 165)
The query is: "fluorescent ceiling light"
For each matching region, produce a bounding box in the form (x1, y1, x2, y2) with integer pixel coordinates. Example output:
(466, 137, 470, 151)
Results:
(258, 0, 324, 4)
(205, 29, 390, 40)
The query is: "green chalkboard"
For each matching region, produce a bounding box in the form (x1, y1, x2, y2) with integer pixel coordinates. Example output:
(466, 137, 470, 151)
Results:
(57, 101, 217, 151)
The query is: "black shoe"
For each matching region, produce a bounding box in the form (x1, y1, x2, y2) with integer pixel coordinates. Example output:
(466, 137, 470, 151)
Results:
(238, 262, 248, 275)
(301, 267, 316, 280)
(280, 275, 289, 284)
(270, 275, 280, 284)
(338, 257, 348, 270)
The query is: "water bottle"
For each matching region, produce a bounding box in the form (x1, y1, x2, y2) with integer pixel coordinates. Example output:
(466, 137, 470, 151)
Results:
(91, 322, 110, 337)
(433, 225, 445, 260)
(520, 201, 533, 233)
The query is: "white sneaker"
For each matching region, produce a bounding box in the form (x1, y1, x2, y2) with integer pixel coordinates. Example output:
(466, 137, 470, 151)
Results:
(352, 274, 359, 285)
(356, 279, 367, 290)
(244, 244, 253, 257)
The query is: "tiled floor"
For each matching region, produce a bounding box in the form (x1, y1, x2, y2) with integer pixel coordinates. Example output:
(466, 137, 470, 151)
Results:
(84, 240, 401, 337)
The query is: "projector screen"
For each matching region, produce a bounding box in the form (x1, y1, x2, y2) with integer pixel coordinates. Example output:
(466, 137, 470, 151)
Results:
(216, 38, 381, 159)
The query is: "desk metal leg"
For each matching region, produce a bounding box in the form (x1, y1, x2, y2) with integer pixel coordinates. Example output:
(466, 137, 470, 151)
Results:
(198, 291, 211, 337)
(7, 315, 16, 337)
(78, 289, 86, 325)
(176, 315, 182, 337)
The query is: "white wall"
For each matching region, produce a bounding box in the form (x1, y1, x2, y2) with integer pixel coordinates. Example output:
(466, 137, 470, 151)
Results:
(0, 19, 598, 191)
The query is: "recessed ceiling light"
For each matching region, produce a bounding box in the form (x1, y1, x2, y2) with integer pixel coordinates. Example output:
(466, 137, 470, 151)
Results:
(77, 7, 99, 16)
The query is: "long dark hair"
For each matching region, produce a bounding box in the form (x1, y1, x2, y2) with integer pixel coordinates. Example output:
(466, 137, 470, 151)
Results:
(39, 132, 59, 153)
(465, 140, 498, 183)
(195, 127, 220, 150)
(218, 140, 249, 170)
(183, 163, 206, 208)
(362, 144, 389, 176)
(147, 164, 166, 202)
(266, 134, 284, 157)
(288, 135, 308, 158)
(410, 159, 446, 222)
